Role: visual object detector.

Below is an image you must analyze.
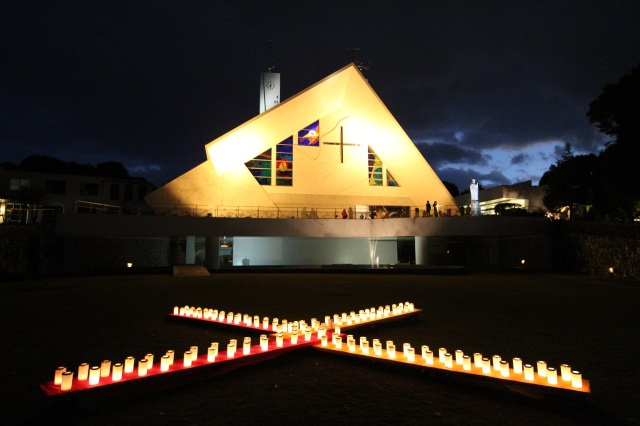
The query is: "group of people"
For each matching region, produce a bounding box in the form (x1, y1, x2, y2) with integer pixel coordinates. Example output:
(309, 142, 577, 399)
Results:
(425, 200, 439, 217)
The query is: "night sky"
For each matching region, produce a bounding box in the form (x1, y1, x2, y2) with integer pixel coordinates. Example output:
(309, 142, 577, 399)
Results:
(2, 1, 639, 190)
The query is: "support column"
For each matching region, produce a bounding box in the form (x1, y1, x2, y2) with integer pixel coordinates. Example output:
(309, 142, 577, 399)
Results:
(205, 236, 220, 269)
(185, 236, 196, 265)
(415, 236, 429, 266)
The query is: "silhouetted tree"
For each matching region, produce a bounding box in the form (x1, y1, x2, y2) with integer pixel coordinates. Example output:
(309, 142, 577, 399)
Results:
(541, 152, 598, 218)
(442, 180, 459, 197)
(95, 161, 129, 178)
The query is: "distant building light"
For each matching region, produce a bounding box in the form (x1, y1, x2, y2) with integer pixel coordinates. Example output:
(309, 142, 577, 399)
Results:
(126, 263, 133, 268)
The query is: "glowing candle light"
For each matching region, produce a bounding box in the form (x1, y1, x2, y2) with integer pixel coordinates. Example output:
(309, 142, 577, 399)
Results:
(444, 353, 453, 368)
(78, 363, 89, 381)
(403, 343, 411, 357)
(524, 364, 534, 381)
(112, 363, 123, 381)
(537, 360, 547, 377)
(334, 325, 341, 335)
(463, 355, 471, 371)
(282, 319, 289, 332)
(406, 347, 414, 362)
(482, 358, 491, 374)
(386, 340, 393, 352)
(190, 346, 199, 361)
(253, 315, 260, 327)
(145, 354, 154, 370)
(218, 311, 225, 321)
(388, 343, 396, 359)
(272, 317, 278, 331)
(227, 312, 233, 322)
(561, 364, 571, 381)
(263, 317, 269, 329)
(513, 357, 523, 374)
(166, 350, 175, 365)
(89, 366, 100, 385)
(100, 360, 111, 377)
(179, 307, 185, 315)
(335, 335, 342, 349)
(348, 337, 356, 352)
(321, 335, 328, 347)
(547, 367, 557, 385)
(243, 337, 252, 354)
(500, 360, 509, 377)
(425, 350, 434, 365)
(276, 333, 284, 348)
(124, 356, 135, 373)
(184, 351, 192, 366)
(304, 327, 312, 341)
(138, 359, 148, 376)
(455, 350, 464, 365)
(571, 370, 582, 389)
(421, 345, 429, 360)
(54, 366, 66, 385)
(173, 306, 179, 315)
(234, 313, 241, 324)
(291, 330, 298, 345)
(374, 341, 382, 356)
(492, 355, 501, 371)
(474, 353, 482, 368)
(439, 348, 447, 363)
(196, 307, 202, 318)
(362, 340, 370, 355)
(212, 309, 218, 319)
(61, 371, 73, 391)
(227, 342, 236, 358)
(161, 354, 171, 371)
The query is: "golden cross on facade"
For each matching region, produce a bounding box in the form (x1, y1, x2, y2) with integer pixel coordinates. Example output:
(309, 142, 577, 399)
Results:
(322, 126, 360, 163)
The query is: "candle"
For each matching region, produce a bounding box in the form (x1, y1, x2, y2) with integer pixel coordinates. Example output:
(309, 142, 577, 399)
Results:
(54, 366, 66, 385)
(166, 350, 175, 365)
(561, 364, 571, 381)
(290, 330, 298, 345)
(61, 371, 73, 391)
(439, 348, 447, 363)
(227, 343, 236, 358)
(547, 367, 557, 385)
(463, 355, 471, 371)
(571, 371, 582, 388)
(374, 341, 382, 356)
(445, 353, 453, 368)
(421, 345, 429, 360)
(335, 335, 342, 349)
(406, 347, 414, 362)
(537, 360, 547, 377)
(263, 317, 269, 329)
(253, 315, 260, 327)
(190, 346, 199, 361)
(362, 340, 370, 355)
(482, 358, 491, 374)
(112, 363, 123, 381)
(161, 354, 171, 371)
(492, 355, 501, 371)
(305, 327, 312, 341)
(513, 357, 522, 374)
(206, 347, 216, 363)
(425, 350, 434, 365)
(455, 350, 463, 365)
(243, 337, 252, 354)
(403, 343, 411, 357)
(210, 343, 218, 357)
(173, 306, 179, 315)
(124, 356, 135, 373)
(260, 335, 269, 351)
(524, 364, 534, 381)
(276, 333, 284, 348)
(145, 354, 154, 370)
(321, 335, 328, 347)
(184, 351, 192, 366)
(138, 359, 148, 376)
(474, 353, 483, 368)
(100, 360, 111, 377)
(500, 360, 509, 377)
(78, 363, 89, 381)
(89, 366, 100, 385)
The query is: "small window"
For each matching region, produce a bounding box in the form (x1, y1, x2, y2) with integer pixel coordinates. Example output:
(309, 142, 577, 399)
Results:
(46, 180, 66, 194)
(80, 182, 99, 196)
(276, 136, 293, 186)
(9, 178, 30, 191)
(245, 149, 272, 185)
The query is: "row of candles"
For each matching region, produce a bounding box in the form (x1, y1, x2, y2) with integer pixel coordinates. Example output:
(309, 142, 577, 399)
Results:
(173, 301, 415, 331)
(320, 334, 584, 389)
(52, 324, 345, 391)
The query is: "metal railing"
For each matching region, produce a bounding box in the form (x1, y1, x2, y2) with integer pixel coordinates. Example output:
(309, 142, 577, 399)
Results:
(145, 204, 464, 219)
(75, 200, 122, 215)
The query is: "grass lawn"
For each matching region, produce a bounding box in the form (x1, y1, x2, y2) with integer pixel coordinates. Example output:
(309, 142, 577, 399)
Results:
(1, 271, 638, 425)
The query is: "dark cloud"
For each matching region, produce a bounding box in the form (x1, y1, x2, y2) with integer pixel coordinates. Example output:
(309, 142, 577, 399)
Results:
(1, 1, 639, 186)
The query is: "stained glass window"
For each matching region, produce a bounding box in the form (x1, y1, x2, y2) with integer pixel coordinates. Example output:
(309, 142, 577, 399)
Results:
(245, 149, 272, 185)
(276, 136, 293, 186)
(368, 146, 399, 186)
(298, 120, 319, 146)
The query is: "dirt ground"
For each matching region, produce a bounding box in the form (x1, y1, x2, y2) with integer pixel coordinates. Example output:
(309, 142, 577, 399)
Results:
(1, 271, 638, 425)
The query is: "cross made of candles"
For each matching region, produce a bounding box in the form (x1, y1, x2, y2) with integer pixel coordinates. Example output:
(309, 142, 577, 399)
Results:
(41, 301, 589, 396)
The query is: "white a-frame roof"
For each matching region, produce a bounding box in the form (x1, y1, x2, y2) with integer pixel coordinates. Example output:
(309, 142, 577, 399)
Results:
(146, 63, 455, 215)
